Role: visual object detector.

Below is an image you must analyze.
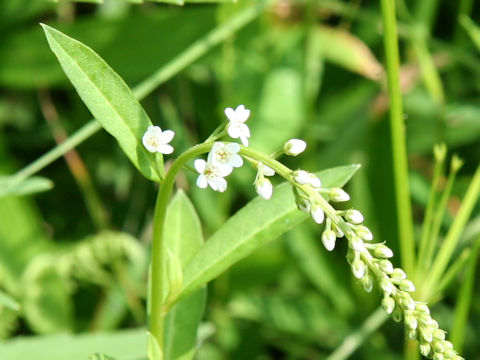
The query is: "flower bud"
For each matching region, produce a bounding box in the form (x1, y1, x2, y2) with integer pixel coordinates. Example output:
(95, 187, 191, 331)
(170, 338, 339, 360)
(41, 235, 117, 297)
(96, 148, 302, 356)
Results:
(263, 164, 275, 176)
(419, 343, 431, 357)
(380, 277, 394, 295)
(407, 329, 417, 340)
(356, 225, 373, 241)
(432, 353, 444, 360)
(382, 296, 395, 314)
(296, 197, 311, 213)
(379, 260, 394, 274)
(444, 349, 456, 359)
(398, 292, 415, 310)
(433, 329, 446, 341)
(284, 139, 306, 156)
(350, 236, 365, 252)
(255, 178, 273, 200)
(329, 188, 350, 202)
(321, 230, 336, 251)
(433, 340, 445, 354)
(392, 306, 403, 322)
(293, 170, 310, 185)
(415, 302, 430, 315)
(310, 204, 325, 224)
(344, 209, 364, 224)
(405, 311, 418, 330)
(373, 244, 393, 259)
(399, 279, 416, 293)
(391, 268, 407, 281)
(421, 327, 434, 343)
(361, 275, 373, 292)
(351, 259, 366, 279)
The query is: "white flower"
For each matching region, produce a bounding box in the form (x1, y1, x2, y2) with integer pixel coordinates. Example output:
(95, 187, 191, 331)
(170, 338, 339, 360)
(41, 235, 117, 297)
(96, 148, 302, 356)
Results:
(208, 142, 243, 173)
(310, 204, 325, 224)
(142, 126, 175, 154)
(284, 139, 306, 156)
(194, 159, 230, 192)
(255, 178, 273, 200)
(225, 105, 251, 146)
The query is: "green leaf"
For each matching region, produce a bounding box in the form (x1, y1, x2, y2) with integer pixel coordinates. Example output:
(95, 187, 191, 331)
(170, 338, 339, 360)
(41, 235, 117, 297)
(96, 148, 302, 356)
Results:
(40, 24, 161, 182)
(0, 176, 53, 198)
(0, 290, 20, 311)
(179, 165, 360, 301)
(0, 328, 146, 360)
(163, 190, 206, 360)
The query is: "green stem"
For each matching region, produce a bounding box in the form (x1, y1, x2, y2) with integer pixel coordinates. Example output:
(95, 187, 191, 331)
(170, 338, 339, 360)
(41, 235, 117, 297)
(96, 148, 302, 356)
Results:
(149, 142, 214, 352)
(380, 0, 416, 276)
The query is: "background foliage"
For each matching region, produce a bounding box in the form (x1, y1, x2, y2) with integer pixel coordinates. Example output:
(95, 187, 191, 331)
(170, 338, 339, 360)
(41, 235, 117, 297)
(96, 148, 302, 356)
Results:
(0, 0, 479, 359)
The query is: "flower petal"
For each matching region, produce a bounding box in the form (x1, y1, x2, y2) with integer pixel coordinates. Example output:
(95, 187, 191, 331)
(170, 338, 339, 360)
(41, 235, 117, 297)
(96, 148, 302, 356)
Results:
(225, 107, 236, 122)
(225, 142, 240, 153)
(194, 159, 206, 174)
(227, 123, 240, 139)
(216, 177, 227, 192)
(159, 129, 175, 144)
(196, 175, 208, 188)
(158, 144, 174, 154)
(229, 154, 243, 168)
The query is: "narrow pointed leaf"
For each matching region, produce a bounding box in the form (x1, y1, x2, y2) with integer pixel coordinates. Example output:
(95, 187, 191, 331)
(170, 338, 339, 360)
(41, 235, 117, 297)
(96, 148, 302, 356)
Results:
(41, 24, 161, 182)
(180, 165, 360, 301)
(0, 176, 53, 198)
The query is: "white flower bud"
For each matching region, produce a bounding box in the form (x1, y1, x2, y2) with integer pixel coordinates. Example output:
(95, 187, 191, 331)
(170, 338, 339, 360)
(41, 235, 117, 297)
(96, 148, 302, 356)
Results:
(297, 198, 311, 213)
(407, 329, 417, 340)
(419, 343, 431, 357)
(391, 268, 407, 281)
(308, 174, 322, 189)
(421, 327, 434, 343)
(380, 277, 395, 295)
(433, 329, 446, 341)
(444, 349, 456, 359)
(415, 303, 430, 315)
(333, 225, 344, 238)
(373, 244, 394, 259)
(255, 178, 273, 200)
(344, 209, 364, 224)
(329, 188, 350, 202)
(382, 296, 395, 314)
(350, 236, 365, 252)
(263, 164, 275, 176)
(310, 204, 325, 224)
(405, 311, 418, 330)
(284, 139, 306, 156)
(351, 259, 366, 279)
(361, 275, 373, 292)
(432, 352, 444, 360)
(293, 170, 311, 185)
(443, 340, 453, 350)
(433, 341, 445, 354)
(356, 225, 373, 241)
(398, 292, 415, 310)
(392, 306, 403, 322)
(399, 279, 416, 293)
(379, 260, 394, 274)
(321, 230, 336, 251)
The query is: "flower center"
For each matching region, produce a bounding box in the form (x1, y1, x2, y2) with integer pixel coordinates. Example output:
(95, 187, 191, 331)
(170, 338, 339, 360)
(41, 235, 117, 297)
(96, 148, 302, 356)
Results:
(216, 150, 228, 162)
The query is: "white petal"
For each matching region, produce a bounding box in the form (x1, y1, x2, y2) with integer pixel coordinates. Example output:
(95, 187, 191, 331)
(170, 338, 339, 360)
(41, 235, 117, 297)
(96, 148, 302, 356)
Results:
(240, 123, 251, 138)
(208, 178, 218, 191)
(142, 136, 156, 153)
(216, 163, 233, 177)
(256, 179, 273, 200)
(194, 159, 206, 174)
(225, 142, 240, 154)
(159, 129, 175, 144)
(225, 107, 236, 122)
(196, 175, 208, 188)
(211, 142, 224, 152)
(227, 123, 241, 139)
(216, 177, 228, 192)
(240, 135, 249, 147)
(235, 105, 250, 123)
(158, 144, 174, 154)
(311, 206, 325, 224)
(229, 154, 243, 168)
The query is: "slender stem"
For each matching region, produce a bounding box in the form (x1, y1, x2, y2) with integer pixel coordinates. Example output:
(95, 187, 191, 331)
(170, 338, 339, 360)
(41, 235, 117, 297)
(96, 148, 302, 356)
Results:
(149, 142, 214, 351)
(380, 0, 416, 276)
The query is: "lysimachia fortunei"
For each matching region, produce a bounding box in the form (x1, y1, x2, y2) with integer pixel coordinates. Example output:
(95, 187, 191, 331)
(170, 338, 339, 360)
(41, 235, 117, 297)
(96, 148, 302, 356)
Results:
(142, 104, 465, 360)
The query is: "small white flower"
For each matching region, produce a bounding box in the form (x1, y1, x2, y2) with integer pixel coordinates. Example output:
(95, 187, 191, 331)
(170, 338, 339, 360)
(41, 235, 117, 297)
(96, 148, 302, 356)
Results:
(310, 204, 325, 224)
(208, 142, 243, 173)
(344, 209, 364, 224)
(293, 170, 321, 188)
(284, 139, 306, 156)
(329, 188, 350, 202)
(142, 125, 175, 154)
(225, 105, 251, 146)
(194, 159, 230, 193)
(255, 178, 273, 200)
(321, 230, 336, 251)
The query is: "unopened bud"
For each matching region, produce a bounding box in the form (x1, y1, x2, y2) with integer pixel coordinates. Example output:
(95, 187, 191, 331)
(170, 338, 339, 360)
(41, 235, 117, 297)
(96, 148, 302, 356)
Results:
(255, 178, 273, 200)
(344, 209, 364, 224)
(329, 188, 350, 202)
(284, 139, 306, 156)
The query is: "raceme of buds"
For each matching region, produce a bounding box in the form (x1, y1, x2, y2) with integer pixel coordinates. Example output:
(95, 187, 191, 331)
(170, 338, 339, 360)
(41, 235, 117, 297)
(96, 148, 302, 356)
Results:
(284, 139, 306, 156)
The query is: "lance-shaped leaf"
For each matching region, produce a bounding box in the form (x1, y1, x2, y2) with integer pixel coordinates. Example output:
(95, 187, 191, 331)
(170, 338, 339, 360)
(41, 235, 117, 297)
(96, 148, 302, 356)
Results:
(179, 164, 360, 301)
(0, 176, 53, 198)
(41, 24, 161, 182)
(163, 190, 206, 360)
